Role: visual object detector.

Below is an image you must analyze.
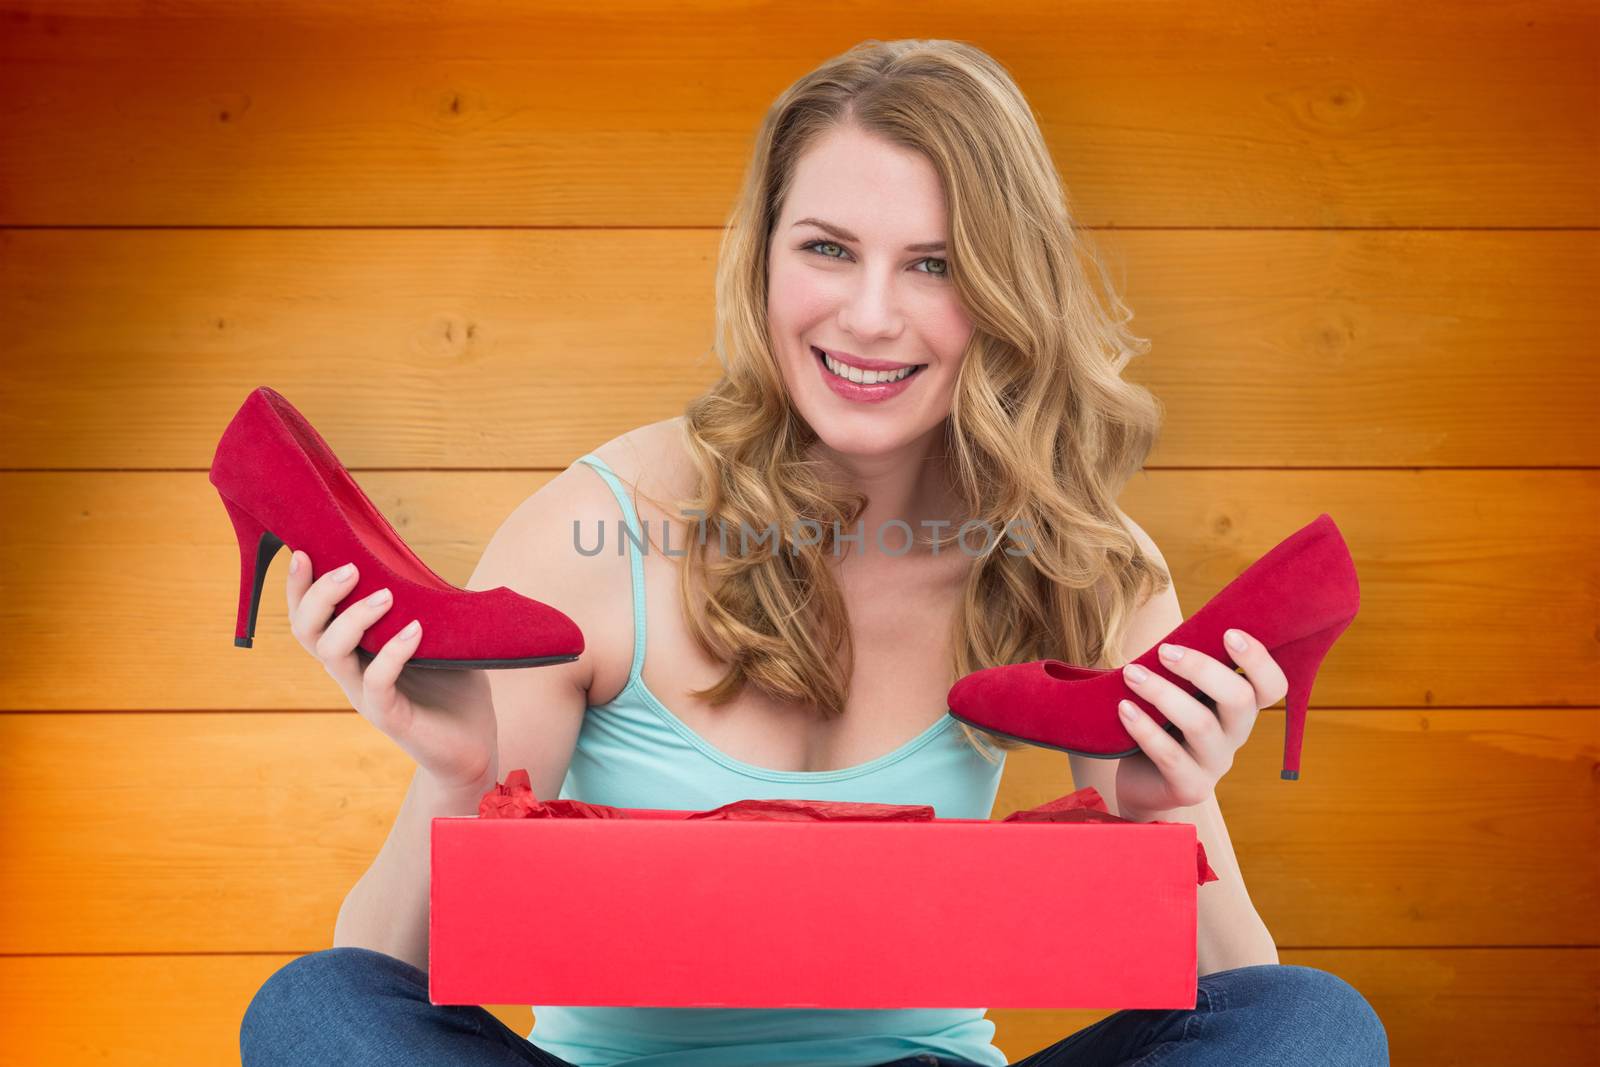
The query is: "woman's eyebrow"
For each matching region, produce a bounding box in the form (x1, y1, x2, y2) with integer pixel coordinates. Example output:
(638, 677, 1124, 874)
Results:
(791, 217, 946, 253)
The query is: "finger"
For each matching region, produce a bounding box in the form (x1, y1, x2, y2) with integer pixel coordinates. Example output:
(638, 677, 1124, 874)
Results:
(290, 559, 359, 653)
(317, 581, 390, 655)
(358, 618, 423, 733)
(284, 548, 312, 617)
(313, 580, 394, 696)
(1118, 698, 1211, 806)
(1222, 629, 1287, 741)
(1126, 654, 1236, 774)
(1155, 641, 1258, 755)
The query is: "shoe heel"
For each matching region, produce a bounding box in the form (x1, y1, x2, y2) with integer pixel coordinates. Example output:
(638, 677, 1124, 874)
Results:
(220, 495, 285, 648)
(1273, 618, 1352, 781)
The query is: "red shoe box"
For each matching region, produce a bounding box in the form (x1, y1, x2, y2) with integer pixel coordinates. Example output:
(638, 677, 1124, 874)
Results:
(429, 809, 1201, 1010)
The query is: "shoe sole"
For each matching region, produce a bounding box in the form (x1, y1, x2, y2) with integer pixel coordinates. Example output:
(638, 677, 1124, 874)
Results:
(379, 651, 581, 670)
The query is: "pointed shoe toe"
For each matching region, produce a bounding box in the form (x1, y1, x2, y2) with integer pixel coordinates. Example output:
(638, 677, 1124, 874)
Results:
(210, 385, 586, 670)
(948, 660, 1182, 761)
(345, 583, 586, 670)
(946, 512, 1360, 782)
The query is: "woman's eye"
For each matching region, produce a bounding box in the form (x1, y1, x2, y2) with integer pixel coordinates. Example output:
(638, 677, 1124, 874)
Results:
(800, 240, 949, 279)
(802, 239, 849, 260)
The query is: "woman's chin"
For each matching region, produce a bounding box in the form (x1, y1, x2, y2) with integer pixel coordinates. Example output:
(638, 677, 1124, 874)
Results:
(804, 411, 928, 457)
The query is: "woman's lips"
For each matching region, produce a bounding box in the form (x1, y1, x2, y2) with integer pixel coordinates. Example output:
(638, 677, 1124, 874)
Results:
(812, 345, 925, 403)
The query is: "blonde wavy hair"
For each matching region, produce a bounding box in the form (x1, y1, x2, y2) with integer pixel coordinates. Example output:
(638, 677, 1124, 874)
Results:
(640, 38, 1170, 764)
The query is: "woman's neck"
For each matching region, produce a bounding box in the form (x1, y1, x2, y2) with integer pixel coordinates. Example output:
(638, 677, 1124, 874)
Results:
(806, 426, 962, 561)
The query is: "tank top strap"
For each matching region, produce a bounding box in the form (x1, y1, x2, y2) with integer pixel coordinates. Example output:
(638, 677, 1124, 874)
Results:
(575, 453, 647, 686)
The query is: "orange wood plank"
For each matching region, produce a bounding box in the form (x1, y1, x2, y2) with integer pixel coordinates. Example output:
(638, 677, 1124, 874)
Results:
(2, 471, 1594, 710)
(2, 230, 1593, 468)
(0, 2, 1593, 226)
(0, 707, 1592, 953)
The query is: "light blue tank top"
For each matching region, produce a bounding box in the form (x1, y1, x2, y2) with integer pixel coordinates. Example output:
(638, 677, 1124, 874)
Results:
(523, 453, 1010, 1067)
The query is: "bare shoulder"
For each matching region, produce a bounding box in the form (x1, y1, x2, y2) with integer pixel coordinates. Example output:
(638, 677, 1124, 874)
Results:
(588, 416, 698, 519)
(464, 440, 652, 697)
(1112, 504, 1165, 568)
(1109, 503, 1184, 657)
(504, 417, 687, 550)
(610, 416, 693, 485)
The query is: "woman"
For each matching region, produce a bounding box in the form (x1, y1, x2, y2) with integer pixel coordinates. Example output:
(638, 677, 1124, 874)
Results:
(242, 38, 1388, 1067)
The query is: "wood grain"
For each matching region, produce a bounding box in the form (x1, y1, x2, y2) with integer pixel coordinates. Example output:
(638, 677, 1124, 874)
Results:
(1, 229, 1594, 468)
(0, 706, 1592, 953)
(1, 471, 1595, 709)
(0, 2, 1593, 226)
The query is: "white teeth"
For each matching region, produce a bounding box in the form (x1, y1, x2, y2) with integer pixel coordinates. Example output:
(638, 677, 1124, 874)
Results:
(818, 348, 916, 385)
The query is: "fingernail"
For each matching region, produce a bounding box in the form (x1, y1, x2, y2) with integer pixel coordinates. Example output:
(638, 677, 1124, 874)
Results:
(289, 553, 300, 575)
(1159, 643, 1183, 662)
(1124, 663, 1149, 683)
(400, 619, 420, 637)
(333, 563, 354, 580)
(1225, 629, 1247, 652)
(367, 587, 391, 605)
(1119, 700, 1139, 720)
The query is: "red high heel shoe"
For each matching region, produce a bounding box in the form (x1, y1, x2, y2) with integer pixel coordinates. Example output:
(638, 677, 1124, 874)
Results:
(946, 513, 1359, 781)
(208, 386, 585, 670)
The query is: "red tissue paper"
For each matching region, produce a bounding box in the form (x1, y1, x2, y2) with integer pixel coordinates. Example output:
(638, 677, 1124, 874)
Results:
(478, 769, 1217, 885)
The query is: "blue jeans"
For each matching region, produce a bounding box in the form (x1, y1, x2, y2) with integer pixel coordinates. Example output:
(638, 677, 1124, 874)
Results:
(241, 947, 1388, 1066)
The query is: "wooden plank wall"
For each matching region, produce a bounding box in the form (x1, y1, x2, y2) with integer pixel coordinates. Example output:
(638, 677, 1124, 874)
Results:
(1, 2, 1596, 1064)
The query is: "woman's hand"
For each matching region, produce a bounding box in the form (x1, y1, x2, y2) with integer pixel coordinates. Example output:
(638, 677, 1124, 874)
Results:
(284, 549, 499, 794)
(1112, 628, 1288, 821)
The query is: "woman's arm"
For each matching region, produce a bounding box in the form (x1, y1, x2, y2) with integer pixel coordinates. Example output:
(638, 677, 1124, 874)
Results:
(1066, 509, 1280, 976)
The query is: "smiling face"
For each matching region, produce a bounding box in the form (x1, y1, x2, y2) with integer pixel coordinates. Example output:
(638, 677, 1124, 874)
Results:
(767, 123, 974, 459)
